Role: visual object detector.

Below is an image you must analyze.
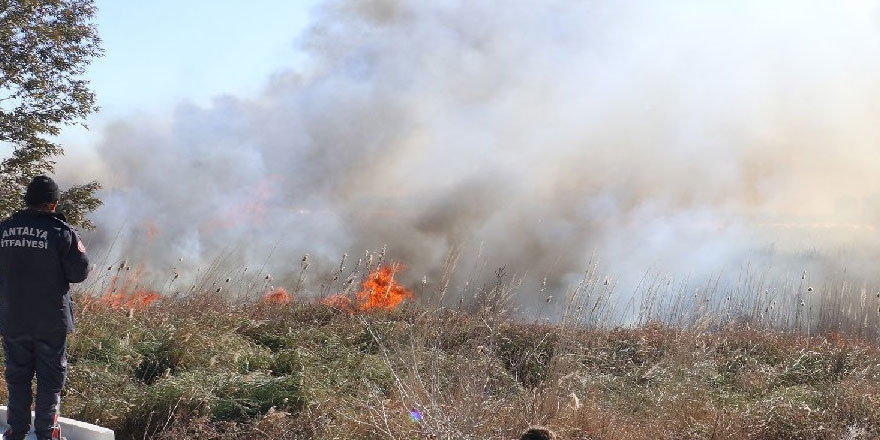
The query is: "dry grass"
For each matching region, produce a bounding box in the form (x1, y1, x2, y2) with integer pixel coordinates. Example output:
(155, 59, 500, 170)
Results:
(0, 288, 869, 440)
(5, 250, 876, 439)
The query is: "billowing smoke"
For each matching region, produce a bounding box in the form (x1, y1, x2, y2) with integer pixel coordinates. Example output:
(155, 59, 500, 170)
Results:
(59, 0, 880, 305)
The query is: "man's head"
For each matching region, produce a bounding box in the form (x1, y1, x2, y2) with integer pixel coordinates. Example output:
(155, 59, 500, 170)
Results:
(519, 426, 556, 440)
(24, 176, 60, 212)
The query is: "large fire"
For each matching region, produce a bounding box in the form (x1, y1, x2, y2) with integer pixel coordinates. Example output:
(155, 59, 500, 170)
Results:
(324, 264, 414, 312)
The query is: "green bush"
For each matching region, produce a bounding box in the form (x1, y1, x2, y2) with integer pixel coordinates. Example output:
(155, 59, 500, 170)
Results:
(239, 322, 297, 352)
(133, 328, 177, 385)
(211, 373, 304, 422)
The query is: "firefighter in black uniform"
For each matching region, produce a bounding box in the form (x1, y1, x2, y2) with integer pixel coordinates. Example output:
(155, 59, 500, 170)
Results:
(0, 176, 90, 440)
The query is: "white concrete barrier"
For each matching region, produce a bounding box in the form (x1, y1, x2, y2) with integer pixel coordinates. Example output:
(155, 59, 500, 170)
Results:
(0, 406, 113, 440)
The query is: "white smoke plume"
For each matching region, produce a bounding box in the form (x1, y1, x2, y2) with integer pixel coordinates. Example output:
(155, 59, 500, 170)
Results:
(60, 0, 880, 304)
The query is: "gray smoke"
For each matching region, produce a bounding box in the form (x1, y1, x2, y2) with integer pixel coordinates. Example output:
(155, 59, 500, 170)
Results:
(58, 0, 880, 304)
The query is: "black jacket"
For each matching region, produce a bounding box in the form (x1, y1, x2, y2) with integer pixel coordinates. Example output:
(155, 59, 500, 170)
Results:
(0, 210, 90, 336)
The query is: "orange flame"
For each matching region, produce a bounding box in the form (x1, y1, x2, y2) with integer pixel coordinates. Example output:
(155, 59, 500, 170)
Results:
(96, 264, 161, 311)
(357, 264, 414, 310)
(263, 287, 292, 304)
(324, 264, 414, 312)
(100, 288, 161, 310)
(90, 225, 164, 312)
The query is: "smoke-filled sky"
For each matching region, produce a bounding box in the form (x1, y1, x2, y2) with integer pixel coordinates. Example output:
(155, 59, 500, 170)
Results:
(53, 0, 880, 300)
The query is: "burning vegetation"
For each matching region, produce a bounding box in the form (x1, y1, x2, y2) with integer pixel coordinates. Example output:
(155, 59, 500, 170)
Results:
(86, 256, 414, 315)
(324, 264, 414, 312)
(99, 289, 161, 310)
(94, 265, 161, 311)
(262, 287, 292, 304)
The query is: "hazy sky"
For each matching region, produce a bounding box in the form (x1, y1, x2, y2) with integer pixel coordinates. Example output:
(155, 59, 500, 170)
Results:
(48, 0, 880, 300)
(58, 0, 318, 148)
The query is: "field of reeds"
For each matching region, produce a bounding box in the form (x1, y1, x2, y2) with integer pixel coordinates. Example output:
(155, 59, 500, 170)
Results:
(8, 255, 880, 440)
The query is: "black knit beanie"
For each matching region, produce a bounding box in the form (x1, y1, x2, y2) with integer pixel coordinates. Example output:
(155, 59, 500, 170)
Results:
(24, 175, 60, 206)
